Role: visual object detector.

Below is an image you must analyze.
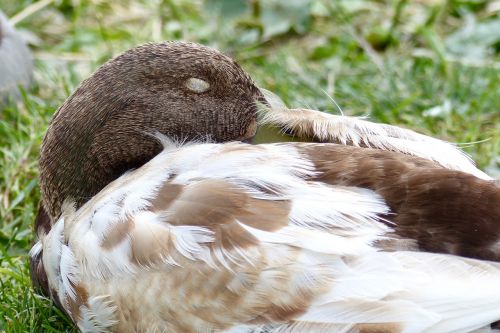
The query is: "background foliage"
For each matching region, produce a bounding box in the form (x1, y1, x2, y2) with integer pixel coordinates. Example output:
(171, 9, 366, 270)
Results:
(0, 0, 499, 331)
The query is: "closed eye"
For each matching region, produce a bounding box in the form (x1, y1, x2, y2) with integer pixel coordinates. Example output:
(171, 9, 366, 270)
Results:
(185, 78, 210, 93)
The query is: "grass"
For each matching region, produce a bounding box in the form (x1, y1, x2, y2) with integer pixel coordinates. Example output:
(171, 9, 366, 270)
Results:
(0, 0, 499, 331)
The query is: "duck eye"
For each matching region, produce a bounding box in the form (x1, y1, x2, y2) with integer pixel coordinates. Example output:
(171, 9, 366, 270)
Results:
(185, 78, 210, 93)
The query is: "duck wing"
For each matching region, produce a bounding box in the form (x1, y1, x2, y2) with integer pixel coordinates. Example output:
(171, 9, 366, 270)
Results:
(257, 89, 490, 180)
(35, 141, 500, 333)
(300, 143, 500, 261)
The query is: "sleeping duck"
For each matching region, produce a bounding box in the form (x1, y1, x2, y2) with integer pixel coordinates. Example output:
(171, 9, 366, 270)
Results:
(0, 10, 33, 103)
(30, 41, 500, 333)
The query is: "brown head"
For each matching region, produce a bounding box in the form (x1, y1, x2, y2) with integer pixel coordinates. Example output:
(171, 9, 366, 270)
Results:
(32, 41, 266, 297)
(39, 41, 265, 221)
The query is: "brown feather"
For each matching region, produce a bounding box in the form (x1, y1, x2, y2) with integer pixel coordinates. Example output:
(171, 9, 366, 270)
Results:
(100, 216, 134, 250)
(355, 323, 403, 333)
(300, 143, 500, 261)
(149, 179, 291, 251)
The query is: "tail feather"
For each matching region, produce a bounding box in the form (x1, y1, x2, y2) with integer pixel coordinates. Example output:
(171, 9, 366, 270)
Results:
(294, 251, 500, 333)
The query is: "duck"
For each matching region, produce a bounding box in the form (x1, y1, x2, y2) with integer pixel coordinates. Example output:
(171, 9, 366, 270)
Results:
(0, 10, 33, 103)
(29, 41, 500, 333)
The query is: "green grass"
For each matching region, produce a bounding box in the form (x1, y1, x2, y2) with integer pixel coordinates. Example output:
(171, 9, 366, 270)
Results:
(0, 0, 499, 331)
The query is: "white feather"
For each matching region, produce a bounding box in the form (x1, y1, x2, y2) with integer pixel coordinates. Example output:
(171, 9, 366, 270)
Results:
(59, 244, 79, 299)
(258, 104, 491, 180)
(78, 295, 117, 333)
(169, 225, 214, 261)
(296, 252, 500, 333)
(29, 240, 42, 257)
(42, 218, 65, 293)
(287, 183, 390, 231)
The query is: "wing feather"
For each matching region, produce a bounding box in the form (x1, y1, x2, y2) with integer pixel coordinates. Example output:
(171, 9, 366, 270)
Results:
(40, 141, 500, 332)
(257, 90, 490, 180)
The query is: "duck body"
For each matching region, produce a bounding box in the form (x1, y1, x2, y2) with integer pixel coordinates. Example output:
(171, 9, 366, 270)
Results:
(29, 42, 500, 333)
(33, 140, 500, 333)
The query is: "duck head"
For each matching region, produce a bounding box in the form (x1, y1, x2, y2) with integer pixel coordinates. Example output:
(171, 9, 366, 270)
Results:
(31, 41, 267, 298)
(39, 41, 266, 221)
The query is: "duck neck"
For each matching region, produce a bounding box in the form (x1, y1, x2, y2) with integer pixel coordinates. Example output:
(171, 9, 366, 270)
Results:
(39, 121, 102, 222)
(38, 95, 162, 222)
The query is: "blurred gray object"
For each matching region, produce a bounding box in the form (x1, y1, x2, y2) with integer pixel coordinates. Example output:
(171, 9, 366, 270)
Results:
(0, 10, 33, 103)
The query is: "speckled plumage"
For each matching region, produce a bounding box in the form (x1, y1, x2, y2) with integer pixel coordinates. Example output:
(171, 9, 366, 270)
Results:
(30, 42, 500, 333)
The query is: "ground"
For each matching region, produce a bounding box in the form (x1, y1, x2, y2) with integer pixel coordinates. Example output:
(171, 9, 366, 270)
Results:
(0, 0, 499, 331)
